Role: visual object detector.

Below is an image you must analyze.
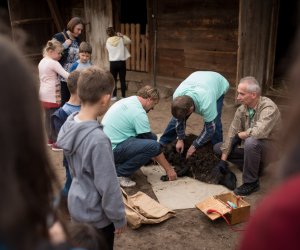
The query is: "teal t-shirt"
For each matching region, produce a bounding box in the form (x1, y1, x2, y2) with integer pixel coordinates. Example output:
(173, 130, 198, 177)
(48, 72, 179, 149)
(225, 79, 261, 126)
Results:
(173, 71, 229, 122)
(102, 96, 150, 149)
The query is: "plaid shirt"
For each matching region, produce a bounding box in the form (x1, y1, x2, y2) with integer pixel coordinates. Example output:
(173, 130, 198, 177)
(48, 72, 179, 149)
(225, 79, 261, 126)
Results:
(221, 96, 281, 155)
(176, 119, 216, 148)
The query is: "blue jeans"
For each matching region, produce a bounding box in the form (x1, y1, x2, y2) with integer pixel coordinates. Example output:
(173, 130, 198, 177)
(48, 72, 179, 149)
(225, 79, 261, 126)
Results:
(113, 136, 161, 177)
(159, 95, 225, 145)
(61, 155, 72, 197)
(212, 94, 224, 145)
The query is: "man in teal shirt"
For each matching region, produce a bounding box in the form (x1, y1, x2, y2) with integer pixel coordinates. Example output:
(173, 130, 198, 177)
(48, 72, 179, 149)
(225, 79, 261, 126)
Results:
(102, 85, 177, 187)
(159, 71, 229, 158)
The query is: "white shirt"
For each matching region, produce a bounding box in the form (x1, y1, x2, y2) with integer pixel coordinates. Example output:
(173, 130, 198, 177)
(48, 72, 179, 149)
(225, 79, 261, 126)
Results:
(106, 36, 131, 61)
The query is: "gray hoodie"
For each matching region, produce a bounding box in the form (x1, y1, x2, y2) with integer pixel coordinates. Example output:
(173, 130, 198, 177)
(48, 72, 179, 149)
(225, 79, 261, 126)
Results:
(57, 112, 126, 229)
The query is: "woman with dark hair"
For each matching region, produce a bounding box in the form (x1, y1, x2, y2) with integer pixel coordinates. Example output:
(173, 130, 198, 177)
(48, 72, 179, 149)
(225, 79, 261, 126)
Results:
(53, 17, 84, 105)
(0, 35, 72, 250)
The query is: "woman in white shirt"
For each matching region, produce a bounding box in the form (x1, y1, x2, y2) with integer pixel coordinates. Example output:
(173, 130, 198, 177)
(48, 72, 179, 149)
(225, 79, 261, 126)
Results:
(106, 27, 131, 100)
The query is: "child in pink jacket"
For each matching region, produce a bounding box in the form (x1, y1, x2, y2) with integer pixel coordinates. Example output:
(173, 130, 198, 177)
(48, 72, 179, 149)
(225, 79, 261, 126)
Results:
(39, 39, 69, 151)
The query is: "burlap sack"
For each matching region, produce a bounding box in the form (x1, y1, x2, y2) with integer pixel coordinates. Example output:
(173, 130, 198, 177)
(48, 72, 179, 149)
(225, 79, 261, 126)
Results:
(122, 189, 176, 229)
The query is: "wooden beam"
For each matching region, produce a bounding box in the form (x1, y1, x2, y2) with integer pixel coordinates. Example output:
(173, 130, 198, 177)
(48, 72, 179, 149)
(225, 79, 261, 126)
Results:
(23, 52, 43, 58)
(46, 0, 64, 31)
(11, 17, 52, 26)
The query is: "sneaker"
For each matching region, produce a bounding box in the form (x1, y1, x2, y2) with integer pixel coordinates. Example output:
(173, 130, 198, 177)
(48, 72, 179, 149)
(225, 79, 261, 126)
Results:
(118, 177, 136, 187)
(233, 181, 260, 196)
(47, 139, 54, 147)
(111, 96, 117, 101)
(51, 143, 63, 152)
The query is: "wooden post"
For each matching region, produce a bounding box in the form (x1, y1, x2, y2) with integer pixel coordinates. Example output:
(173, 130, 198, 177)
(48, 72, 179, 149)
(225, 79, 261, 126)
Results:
(46, 0, 64, 31)
(141, 34, 145, 71)
(145, 25, 149, 72)
(136, 24, 140, 71)
(121, 23, 125, 35)
(130, 23, 136, 70)
(125, 23, 131, 70)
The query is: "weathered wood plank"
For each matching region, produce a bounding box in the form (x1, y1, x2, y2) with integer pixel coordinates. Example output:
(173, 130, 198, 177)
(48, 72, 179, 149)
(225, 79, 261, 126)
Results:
(84, 0, 112, 68)
(237, 0, 280, 92)
(46, 0, 63, 31)
(141, 35, 145, 71)
(136, 24, 140, 71)
(145, 24, 149, 72)
(11, 17, 52, 26)
(130, 23, 136, 70)
(184, 49, 237, 72)
(157, 28, 238, 52)
(154, 0, 239, 87)
(125, 23, 131, 69)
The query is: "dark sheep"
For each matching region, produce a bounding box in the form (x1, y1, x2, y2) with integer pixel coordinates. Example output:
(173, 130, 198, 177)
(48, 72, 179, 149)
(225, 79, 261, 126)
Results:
(161, 134, 237, 190)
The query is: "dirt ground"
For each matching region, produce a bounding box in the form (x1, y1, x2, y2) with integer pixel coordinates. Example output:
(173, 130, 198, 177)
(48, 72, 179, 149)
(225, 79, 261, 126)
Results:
(49, 89, 282, 250)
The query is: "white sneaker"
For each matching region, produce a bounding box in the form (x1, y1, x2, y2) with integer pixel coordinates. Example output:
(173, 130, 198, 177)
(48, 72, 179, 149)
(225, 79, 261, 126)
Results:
(111, 96, 117, 101)
(51, 143, 63, 152)
(118, 177, 136, 187)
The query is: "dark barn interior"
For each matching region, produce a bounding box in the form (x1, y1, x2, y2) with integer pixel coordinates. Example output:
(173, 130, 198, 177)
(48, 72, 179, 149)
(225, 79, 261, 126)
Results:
(1, 0, 299, 98)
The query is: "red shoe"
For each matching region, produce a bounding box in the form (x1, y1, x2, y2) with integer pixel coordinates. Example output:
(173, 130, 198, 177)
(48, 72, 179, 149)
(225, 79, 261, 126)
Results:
(47, 139, 54, 147)
(51, 143, 63, 152)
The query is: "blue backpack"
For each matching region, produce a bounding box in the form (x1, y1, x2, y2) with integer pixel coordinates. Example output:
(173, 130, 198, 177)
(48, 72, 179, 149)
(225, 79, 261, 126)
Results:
(51, 107, 68, 138)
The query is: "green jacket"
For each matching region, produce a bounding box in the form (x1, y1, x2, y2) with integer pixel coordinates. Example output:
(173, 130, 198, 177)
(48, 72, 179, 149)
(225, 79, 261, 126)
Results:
(221, 96, 281, 155)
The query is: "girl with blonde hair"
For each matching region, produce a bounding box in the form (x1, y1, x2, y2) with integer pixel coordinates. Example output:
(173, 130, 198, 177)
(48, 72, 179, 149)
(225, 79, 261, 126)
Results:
(39, 39, 69, 150)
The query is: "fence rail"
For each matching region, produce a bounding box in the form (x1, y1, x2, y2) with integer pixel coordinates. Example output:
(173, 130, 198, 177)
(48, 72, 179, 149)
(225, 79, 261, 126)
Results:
(121, 23, 149, 72)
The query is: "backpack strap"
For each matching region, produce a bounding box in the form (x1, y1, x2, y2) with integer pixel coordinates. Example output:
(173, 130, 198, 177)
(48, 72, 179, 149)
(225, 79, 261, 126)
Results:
(61, 31, 68, 41)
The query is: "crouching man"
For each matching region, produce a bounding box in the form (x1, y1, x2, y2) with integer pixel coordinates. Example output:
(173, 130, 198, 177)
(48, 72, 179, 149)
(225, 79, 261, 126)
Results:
(102, 85, 177, 188)
(214, 76, 281, 196)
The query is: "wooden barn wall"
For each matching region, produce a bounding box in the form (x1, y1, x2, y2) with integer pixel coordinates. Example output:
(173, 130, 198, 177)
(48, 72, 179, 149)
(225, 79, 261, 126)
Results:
(84, 0, 112, 68)
(156, 0, 239, 86)
(237, 0, 279, 93)
(7, 0, 55, 63)
(56, 0, 86, 40)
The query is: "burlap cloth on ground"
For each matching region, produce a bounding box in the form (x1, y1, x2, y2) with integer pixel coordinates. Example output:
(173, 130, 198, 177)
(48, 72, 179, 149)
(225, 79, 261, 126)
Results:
(122, 188, 176, 229)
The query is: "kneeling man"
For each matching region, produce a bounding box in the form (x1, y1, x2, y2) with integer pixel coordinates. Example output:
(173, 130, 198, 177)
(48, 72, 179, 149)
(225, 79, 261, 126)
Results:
(102, 85, 177, 187)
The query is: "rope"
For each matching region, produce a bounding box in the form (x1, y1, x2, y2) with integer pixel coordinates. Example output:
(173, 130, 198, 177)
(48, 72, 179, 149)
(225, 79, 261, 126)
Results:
(206, 208, 245, 232)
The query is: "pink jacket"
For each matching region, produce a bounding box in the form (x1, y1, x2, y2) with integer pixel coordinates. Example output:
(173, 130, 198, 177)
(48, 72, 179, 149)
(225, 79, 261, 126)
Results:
(39, 57, 69, 104)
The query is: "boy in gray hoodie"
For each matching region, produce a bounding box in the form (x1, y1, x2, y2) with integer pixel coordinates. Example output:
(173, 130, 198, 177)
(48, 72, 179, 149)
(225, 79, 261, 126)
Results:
(57, 66, 126, 249)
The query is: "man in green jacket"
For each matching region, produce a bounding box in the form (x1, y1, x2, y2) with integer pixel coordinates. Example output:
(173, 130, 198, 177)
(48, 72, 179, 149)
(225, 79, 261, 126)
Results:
(214, 76, 281, 196)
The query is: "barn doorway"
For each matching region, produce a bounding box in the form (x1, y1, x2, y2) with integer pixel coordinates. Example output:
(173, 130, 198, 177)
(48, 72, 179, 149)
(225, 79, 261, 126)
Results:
(273, 0, 299, 90)
(0, 1, 11, 34)
(120, 0, 147, 34)
(113, 0, 149, 72)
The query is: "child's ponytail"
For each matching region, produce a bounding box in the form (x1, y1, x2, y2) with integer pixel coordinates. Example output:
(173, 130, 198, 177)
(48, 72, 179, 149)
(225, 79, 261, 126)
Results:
(43, 39, 63, 57)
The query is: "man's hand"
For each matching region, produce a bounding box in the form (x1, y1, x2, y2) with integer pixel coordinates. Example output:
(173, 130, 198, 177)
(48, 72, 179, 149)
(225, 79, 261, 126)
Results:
(231, 134, 242, 150)
(215, 159, 229, 174)
(186, 145, 196, 158)
(176, 139, 184, 153)
(166, 168, 177, 181)
(115, 225, 127, 235)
